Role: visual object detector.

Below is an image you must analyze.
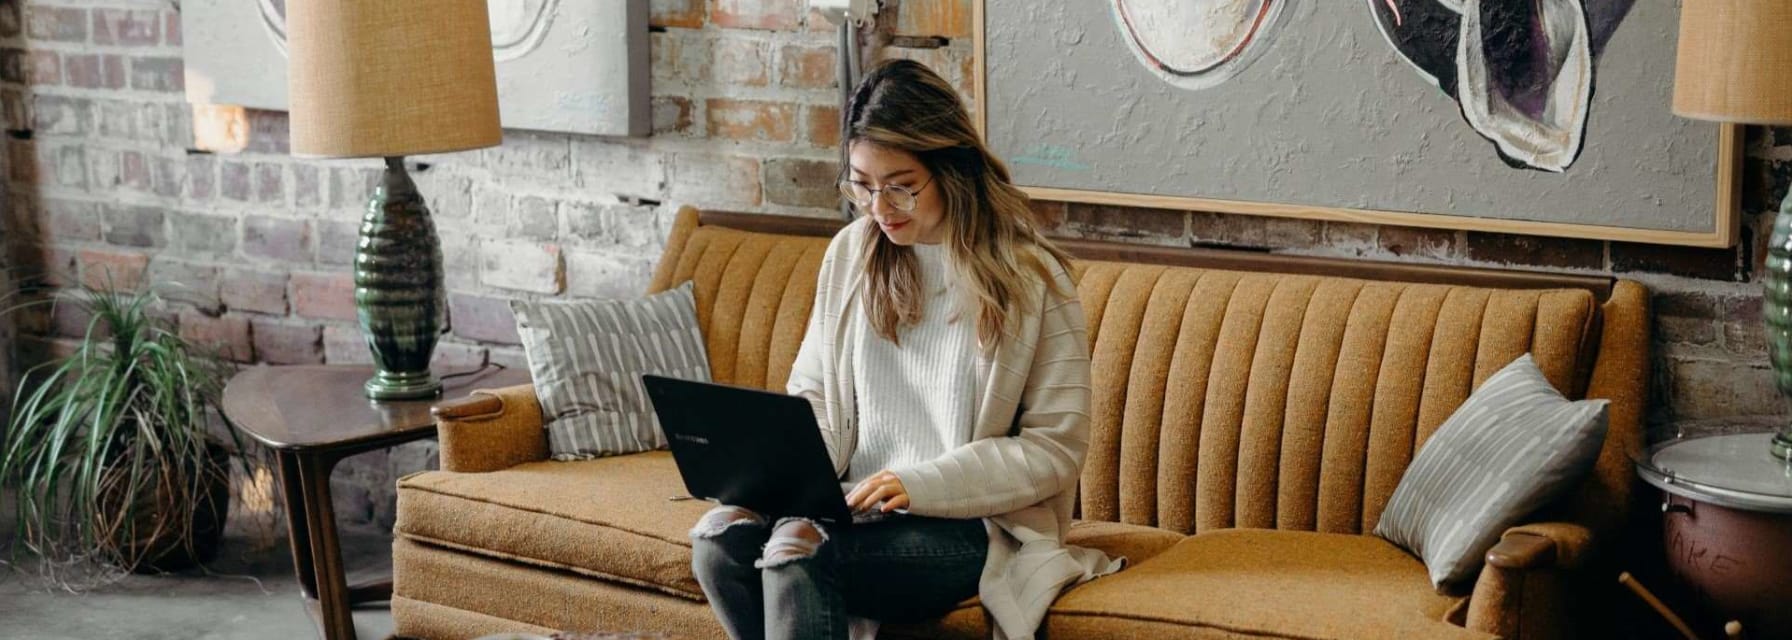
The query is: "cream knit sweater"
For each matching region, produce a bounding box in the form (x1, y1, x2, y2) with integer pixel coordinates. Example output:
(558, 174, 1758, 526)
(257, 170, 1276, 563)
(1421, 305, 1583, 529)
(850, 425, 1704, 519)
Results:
(842, 241, 982, 494)
(788, 217, 1119, 640)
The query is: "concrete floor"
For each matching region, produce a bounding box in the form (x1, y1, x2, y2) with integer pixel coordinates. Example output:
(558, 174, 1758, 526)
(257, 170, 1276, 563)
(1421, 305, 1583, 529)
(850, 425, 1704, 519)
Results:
(0, 524, 398, 640)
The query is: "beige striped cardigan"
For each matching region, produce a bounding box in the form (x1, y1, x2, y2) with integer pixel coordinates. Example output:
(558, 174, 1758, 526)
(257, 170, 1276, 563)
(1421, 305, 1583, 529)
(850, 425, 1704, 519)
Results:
(787, 217, 1121, 640)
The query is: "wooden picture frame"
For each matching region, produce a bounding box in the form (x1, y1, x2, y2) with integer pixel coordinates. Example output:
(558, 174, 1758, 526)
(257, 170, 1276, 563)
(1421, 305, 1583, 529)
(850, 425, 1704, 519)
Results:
(972, 1, 1742, 248)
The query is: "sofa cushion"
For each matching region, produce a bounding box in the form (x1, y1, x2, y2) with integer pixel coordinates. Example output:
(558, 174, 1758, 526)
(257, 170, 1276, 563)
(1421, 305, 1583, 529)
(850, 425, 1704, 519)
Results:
(395, 451, 712, 600)
(883, 520, 1185, 639)
(1047, 529, 1489, 640)
(398, 449, 1187, 612)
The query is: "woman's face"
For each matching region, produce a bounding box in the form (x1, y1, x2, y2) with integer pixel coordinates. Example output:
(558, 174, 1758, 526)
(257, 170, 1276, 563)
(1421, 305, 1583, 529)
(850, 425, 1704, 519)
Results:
(847, 142, 945, 246)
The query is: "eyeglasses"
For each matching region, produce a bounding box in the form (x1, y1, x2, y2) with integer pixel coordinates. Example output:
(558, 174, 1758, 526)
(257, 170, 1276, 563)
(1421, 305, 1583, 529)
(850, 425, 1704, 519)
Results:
(837, 174, 934, 212)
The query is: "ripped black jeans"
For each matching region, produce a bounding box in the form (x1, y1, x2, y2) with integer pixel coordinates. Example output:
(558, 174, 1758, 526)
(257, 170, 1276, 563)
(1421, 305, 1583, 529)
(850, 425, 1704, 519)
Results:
(689, 506, 986, 640)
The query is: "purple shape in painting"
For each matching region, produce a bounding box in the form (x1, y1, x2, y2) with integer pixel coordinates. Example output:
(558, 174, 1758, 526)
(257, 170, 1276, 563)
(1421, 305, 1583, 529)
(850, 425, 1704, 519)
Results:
(1368, 0, 1632, 173)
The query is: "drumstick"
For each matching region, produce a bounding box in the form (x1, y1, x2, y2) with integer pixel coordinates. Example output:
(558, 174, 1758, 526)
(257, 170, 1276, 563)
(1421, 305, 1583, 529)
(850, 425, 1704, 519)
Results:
(1618, 572, 1701, 640)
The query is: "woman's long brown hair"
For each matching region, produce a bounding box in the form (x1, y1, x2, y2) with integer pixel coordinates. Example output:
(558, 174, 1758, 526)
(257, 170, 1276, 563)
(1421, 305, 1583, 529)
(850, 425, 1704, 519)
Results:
(845, 59, 1072, 346)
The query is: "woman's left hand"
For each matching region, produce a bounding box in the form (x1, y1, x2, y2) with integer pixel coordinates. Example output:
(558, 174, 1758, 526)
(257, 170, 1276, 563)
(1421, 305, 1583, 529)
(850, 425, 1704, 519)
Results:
(846, 470, 911, 514)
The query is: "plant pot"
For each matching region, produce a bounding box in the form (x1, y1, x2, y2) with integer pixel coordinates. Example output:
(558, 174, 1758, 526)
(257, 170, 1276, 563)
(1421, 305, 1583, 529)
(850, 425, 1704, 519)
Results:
(96, 440, 233, 573)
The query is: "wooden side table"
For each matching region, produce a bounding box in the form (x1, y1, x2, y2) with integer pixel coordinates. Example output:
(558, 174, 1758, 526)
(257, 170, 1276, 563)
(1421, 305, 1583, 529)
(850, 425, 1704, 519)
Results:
(222, 364, 529, 640)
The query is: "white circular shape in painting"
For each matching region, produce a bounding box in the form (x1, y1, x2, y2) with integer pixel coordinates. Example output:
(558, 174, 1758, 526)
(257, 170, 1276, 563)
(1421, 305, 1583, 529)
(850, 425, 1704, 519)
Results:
(1111, 0, 1292, 90)
(488, 0, 559, 62)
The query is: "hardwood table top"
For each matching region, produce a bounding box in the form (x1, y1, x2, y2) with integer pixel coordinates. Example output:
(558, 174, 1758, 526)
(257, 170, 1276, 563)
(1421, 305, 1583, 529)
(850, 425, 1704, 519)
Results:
(221, 364, 530, 453)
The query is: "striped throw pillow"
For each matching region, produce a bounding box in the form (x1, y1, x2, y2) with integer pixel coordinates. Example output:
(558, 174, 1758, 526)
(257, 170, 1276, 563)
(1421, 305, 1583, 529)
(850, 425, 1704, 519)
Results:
(510, 282, 711, 460)
(1374, 353, 1608, 589)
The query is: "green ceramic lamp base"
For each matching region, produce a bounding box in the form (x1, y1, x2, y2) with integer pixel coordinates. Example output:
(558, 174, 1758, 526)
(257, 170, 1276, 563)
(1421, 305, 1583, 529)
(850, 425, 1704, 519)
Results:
(355, 156, 448, 402)
(1768, 187, 1792, 461)
(364, 369, 443, 401)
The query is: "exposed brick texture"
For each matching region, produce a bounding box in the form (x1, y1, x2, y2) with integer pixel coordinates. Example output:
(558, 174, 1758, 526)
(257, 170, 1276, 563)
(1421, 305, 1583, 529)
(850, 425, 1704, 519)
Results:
(713, 0, 800, 31)
(4, 0, 1786, 533)
(177, 310, 250, 362)
(290, 272, 357, 322)
(706, 98, 796, 142)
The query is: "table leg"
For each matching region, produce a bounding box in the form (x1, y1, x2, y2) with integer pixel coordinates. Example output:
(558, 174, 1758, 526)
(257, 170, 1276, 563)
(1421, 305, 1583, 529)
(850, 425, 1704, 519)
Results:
(275, 450, 318, 600)
(297, 453, 356, 640)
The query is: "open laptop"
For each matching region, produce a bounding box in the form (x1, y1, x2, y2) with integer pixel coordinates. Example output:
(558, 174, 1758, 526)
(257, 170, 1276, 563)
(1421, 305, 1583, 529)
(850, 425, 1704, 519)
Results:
(641, 374, 853, 528)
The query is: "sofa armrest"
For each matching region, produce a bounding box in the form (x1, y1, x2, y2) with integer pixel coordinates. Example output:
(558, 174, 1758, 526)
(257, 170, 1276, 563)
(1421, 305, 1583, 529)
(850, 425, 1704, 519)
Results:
(432, 383, 549, 473)
(1486, 521, 1594, 570)
(1466, 521, 1596, 638)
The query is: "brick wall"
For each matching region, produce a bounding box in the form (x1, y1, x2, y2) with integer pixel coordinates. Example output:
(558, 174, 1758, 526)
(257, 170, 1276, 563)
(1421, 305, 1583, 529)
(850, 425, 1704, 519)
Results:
(0, 0, 1784, 530)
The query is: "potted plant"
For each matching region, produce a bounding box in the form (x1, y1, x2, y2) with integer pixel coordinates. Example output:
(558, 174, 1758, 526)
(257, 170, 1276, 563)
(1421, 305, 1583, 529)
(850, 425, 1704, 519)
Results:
(1, 282, 243, 587)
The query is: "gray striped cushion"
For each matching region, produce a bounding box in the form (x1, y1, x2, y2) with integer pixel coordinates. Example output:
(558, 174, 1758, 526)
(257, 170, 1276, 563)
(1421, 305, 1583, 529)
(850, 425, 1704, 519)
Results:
(510, 282, 711, 460)
(1373, 353, 1608, 588)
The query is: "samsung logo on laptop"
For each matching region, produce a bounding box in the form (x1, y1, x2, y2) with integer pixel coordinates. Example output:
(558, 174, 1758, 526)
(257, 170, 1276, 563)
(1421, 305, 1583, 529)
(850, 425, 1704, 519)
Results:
(673, 433, 710, 445)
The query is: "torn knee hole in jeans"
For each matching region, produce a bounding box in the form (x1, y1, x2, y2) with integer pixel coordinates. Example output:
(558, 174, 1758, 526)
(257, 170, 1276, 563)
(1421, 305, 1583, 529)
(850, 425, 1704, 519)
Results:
(754, 517, 828, 569)
(689, 505, 766, 539)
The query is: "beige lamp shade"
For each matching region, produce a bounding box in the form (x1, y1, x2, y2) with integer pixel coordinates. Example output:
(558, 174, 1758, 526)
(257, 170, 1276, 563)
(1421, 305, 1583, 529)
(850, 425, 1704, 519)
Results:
(288, 0, 502, 158)
(1673, 0, 1792, 125)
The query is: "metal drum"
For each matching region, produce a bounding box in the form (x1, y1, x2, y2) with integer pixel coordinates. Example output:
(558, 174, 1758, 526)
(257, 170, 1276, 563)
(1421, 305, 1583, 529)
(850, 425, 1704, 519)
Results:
(1635, 432, 1792, 637)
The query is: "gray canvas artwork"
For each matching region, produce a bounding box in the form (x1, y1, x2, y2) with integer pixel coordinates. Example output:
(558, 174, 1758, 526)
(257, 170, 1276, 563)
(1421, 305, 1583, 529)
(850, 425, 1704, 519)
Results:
(182, 0, 288, 112)
(987, 0, 1726, 237)
(182, 0, 648, 137)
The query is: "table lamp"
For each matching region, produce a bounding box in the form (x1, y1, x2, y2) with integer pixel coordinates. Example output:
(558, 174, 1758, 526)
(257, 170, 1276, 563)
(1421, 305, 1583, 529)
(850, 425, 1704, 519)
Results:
(1674, 1, 1792, 459)
(287, 0, 501, 400)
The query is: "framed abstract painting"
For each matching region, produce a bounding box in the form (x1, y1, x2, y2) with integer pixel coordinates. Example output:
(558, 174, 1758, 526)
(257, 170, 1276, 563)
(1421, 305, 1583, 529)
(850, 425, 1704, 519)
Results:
(976, 0, 1741, 247)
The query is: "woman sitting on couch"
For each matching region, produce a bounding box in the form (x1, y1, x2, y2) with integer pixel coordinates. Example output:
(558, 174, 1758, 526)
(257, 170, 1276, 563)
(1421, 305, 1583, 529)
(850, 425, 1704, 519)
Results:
(687, 59, 1119, 640)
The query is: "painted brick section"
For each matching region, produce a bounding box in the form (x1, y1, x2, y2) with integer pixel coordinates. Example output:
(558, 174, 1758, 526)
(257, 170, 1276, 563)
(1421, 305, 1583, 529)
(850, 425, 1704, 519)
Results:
(27, 50, 59, 85)
(764, 158, 838, 208)
(92, 9, 160, 46)
(221, 269, 289, 315)
(65, 54, 125, 90)
(39, 199, 98, 241)
(169, 213, 236, 255)
(650, 0, 704, 29)
(147, 259, 222, 312)
(480, 241, 564, 294)
(707, 99, 795, 142)
(32, 94, 87, 135)
(162, 9, 180, 46)
(712, 38, 769, 87)
(566, 251, 656, 300)
(129, 56, 184, 92)
(290, 272, 358, 322)
(250, 319, 324, 365)
(671, 153, 762, 209)
(27, 5, 85, 42)
(572, 139, 668, 200)
(178, 311, 251, 362)
(448, 293, 521, 345)
(242, 216, 312, 262)
(0, 3, 21, 39)
(322, 325, 373, 365)
(652, 32, 711, 86)
(713, 0, 800, 31)
(779, 45, 836, 89)
(481, 133, 570, 179)
(79, 249, 149, 292)
(509, 196, 558, 241)
(102, 205, 165, 248)
(315, 220, 358, 266)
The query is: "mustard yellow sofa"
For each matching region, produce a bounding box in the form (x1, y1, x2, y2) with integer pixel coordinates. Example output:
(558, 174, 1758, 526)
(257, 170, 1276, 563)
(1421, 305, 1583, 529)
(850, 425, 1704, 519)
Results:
(391, 207, 1649, 639)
